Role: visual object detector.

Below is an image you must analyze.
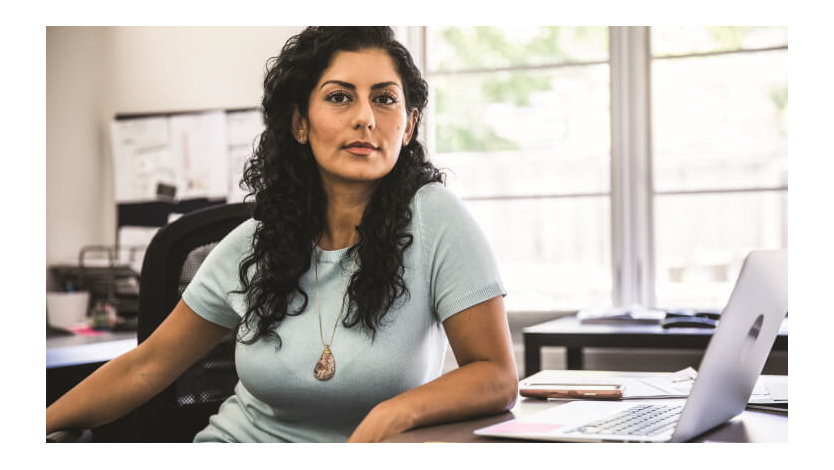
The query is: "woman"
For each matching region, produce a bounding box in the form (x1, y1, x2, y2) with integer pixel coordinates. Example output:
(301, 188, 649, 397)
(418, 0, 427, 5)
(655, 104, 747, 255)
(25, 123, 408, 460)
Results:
(46, 26, 517, 443)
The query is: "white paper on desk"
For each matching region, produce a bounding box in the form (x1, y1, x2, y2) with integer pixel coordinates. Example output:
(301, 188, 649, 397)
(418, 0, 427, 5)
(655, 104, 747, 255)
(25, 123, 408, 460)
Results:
(620, 367, 697, 398)
(619, 370, 785, 403)
(577, 305, 666, 324)
(748, 380, 788, 404)
(767, 382, 788, 401)
(522, 367, 697, 400)
(523, 369, 787, 404)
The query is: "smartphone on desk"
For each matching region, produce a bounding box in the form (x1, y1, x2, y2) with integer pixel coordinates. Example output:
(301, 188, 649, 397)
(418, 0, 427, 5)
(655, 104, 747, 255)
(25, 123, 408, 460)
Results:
(520, 382, 625, 400)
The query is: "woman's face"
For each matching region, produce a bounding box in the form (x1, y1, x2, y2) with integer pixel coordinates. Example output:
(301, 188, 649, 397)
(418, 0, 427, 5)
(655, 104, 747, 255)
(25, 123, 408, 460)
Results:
(295, 48, 417, 188)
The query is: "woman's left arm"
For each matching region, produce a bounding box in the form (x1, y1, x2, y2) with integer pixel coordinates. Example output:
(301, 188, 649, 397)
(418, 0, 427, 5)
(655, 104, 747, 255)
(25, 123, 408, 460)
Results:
(347, 295, 518, 442)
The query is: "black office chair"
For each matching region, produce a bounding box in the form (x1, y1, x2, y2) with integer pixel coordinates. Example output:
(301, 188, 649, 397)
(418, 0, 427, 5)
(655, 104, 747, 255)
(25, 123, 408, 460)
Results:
(132, 201, 253, 442)
(46, 202, 253, 443)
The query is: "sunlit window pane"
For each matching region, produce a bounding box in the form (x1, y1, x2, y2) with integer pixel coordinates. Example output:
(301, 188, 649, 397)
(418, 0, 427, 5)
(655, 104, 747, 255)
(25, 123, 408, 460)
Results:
(650, 26, 788, 310)
(427, 26, 611, 312)
(463, 197, 612, 311)
(431, 65, 610, 198)
(654, 191, 787, 309)
(652, 50, 788, 192)
(651, 26, 787, 57)
(428, 26, 608, 72)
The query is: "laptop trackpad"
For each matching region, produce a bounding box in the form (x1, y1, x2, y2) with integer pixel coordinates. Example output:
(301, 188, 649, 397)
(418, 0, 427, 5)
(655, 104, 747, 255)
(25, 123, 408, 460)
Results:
(476, 401, 636, 438)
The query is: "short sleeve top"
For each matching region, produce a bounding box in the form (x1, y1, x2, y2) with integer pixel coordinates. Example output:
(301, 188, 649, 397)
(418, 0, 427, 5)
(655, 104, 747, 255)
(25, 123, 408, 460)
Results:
(181, 182, 505, 442)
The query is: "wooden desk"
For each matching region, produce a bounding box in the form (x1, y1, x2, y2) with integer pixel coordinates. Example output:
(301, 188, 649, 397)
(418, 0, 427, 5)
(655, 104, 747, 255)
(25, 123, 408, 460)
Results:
(523, 316, 788, 374)
(384, 371, 788, 443)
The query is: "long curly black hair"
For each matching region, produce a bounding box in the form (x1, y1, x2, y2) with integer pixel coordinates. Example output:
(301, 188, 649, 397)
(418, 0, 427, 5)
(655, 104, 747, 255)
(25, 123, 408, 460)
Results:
(236, 27, 444, 346)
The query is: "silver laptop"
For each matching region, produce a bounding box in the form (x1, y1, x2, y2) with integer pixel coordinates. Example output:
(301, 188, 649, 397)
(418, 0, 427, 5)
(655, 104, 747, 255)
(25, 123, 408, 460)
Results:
(475, 250, 787, 443)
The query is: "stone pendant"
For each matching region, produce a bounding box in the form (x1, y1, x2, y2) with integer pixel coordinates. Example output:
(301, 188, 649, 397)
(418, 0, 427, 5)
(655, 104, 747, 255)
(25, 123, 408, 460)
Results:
(314, 346, 336, 381)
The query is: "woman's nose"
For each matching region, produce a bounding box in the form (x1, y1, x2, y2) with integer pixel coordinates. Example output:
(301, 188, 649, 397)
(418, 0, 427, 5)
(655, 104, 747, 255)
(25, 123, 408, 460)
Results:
(351, 99, 375, 131)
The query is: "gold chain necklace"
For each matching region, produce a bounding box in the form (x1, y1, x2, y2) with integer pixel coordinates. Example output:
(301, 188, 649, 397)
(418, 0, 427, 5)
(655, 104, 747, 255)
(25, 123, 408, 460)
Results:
(313, 252, 357, 381)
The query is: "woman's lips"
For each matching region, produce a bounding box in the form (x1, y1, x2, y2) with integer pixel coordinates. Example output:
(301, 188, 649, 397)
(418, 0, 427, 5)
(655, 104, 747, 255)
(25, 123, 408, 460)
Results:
(344, 142, 377, 156)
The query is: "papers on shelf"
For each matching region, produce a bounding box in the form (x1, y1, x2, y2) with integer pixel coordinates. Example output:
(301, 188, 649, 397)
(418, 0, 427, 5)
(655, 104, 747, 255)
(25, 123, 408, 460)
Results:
(117, 226, 161, 273)
(169, 112, 229, 201)
(226, 110, 265, 203)
(577, 305, 667, 325)
(110, 110, 264, 204)
(110, 117, 173, 203)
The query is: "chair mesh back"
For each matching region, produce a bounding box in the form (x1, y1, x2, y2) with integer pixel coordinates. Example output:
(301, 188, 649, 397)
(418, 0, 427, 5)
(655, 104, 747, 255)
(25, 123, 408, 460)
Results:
(177, 242, 218, 297)
(135, 202, 252, 442)
(173, 242, 237, 408)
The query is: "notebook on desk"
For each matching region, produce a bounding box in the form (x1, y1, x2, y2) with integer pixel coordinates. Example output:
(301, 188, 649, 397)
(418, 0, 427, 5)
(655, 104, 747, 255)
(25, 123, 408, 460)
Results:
(476, 250, 788, 443)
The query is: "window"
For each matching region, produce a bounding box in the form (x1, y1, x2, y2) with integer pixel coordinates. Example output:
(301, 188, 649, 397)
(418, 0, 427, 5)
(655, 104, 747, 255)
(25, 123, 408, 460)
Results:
(650, 27, 788, 309)
(426, 27, 612, 312)
(424, 26, 788, 312)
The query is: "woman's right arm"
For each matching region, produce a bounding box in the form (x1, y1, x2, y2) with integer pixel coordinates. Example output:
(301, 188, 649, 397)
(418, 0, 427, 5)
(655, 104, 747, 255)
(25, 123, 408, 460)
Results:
(46, 300, 232, 434)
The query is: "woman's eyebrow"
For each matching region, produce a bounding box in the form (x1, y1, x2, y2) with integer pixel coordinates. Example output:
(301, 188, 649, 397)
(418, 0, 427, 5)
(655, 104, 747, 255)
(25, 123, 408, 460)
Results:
(320, 80, 402, 91)
(371, 81, 402, 91)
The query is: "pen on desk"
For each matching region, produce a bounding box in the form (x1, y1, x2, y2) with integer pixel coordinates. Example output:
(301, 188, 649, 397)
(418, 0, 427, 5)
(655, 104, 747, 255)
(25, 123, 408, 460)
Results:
(669, 367, 698, 383)
(671, 374, 697, 383)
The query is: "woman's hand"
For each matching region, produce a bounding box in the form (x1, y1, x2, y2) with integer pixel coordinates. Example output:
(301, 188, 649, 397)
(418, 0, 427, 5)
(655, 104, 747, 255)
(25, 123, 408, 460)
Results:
(346, 296, 517, 443)
(346, 399, 414, 443)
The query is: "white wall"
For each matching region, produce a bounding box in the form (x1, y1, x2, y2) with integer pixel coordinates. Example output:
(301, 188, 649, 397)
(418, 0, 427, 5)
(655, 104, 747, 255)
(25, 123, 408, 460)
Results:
(46, 27, 110, 269)
(46, 26, 302, 270)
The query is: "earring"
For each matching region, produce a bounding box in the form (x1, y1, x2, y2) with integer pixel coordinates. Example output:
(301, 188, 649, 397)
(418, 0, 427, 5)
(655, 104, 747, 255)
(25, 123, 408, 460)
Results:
(296, 131, 307, 144)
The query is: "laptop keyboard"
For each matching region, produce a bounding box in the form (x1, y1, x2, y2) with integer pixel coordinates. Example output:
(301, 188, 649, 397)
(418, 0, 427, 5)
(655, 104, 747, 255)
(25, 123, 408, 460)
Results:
(569, 404, 684, 437)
